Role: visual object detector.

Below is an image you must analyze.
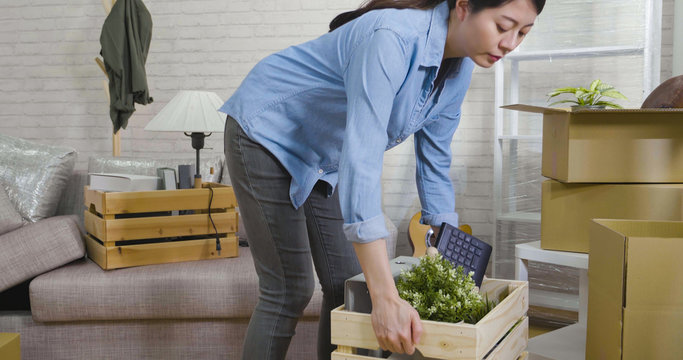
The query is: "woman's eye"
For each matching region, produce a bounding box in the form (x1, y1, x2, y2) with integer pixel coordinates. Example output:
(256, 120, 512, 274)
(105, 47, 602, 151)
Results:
(496, 24, 506, 33)
(519, 31, 528, 37)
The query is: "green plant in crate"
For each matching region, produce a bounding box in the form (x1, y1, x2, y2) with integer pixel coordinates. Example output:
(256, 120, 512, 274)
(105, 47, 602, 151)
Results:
(396, 254, 499, 324)
(547, 79, 627, 109)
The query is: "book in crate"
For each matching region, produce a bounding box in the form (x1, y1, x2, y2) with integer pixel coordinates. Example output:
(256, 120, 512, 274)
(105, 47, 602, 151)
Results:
(88, 172, 159, 192)
(83, 182, 239, 270)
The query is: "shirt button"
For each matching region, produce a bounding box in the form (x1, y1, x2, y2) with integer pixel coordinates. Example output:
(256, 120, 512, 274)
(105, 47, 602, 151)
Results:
(318, 169, 324, 174)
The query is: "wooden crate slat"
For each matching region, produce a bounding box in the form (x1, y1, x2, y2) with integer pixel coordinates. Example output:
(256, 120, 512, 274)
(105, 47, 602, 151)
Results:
(105, 235, 237, 269)
(475, 282, 529, 358)
(411, 319, 478, 358)
(84, 210, 106, 240)
(84, 185, 104, 213)
(484, 317, 528, 360)
(86, 234, 238, 270)
(405, 319, 478, 358)
(106, 211, 237, 241)
(330, 317, 528, 360)
(331, 352, 376, 359)
(85, 233, 108, 269)
(331, 304, 385, 351)
(331, 305, 480, 358)
(331, 279, 528, 360)
(84, 186, 237, 214)
(85, 210, 237, 242)
(479, 279, 525, 300)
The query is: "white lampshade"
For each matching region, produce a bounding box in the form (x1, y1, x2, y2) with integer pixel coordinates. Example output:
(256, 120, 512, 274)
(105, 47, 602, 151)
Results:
(144, 91, 225, 133)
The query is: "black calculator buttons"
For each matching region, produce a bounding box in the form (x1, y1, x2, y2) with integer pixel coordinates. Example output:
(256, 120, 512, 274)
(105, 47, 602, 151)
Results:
(434, 222, 493, 287)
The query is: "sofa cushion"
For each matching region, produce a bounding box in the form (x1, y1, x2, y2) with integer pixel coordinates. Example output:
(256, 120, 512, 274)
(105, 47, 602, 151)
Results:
(30, 247, 323, 322)
(0, 215, 85, 292)
(0, 187, 23, 235)
(55, 169, 89, 228)
(0, 134, 77, 222)
(0, 311, 320, 360)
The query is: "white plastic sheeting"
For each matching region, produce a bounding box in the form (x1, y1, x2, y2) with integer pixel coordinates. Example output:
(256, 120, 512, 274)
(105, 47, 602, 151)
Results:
(492, 0, 660, 327)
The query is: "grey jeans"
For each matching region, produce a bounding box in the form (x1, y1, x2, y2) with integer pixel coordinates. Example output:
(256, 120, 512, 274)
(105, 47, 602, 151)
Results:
(224, 116, 362, 360)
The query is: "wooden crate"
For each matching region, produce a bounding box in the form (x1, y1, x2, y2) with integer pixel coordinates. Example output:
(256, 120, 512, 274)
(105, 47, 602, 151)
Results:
(331, 279, 529, 360)
(84, 183, 239, 270)
(0, 333, 20, 360)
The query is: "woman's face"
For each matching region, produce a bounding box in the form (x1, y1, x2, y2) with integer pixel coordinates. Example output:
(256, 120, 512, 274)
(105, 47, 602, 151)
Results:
(445, 0, 538, 67)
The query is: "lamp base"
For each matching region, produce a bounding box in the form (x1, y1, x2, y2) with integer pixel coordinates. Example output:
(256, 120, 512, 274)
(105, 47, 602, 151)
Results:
(185, 132, 212, 182)
(194, 174, 202, 189)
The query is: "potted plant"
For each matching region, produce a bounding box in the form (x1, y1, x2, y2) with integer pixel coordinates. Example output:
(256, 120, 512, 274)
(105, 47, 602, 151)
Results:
(396, 254, 501, 324)
(547, 79, 627, 109)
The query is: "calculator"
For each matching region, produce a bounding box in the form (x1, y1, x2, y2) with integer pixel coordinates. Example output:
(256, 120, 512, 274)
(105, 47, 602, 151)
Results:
(434, 222, 492, 287)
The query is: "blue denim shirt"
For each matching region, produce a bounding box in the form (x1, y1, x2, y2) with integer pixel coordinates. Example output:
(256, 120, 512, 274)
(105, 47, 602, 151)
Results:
(219, 1, 474, 243)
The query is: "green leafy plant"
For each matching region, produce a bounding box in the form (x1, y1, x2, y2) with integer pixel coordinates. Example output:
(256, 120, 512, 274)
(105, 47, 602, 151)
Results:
(547, 79, 627, 109)
(396, 255, 498, 324)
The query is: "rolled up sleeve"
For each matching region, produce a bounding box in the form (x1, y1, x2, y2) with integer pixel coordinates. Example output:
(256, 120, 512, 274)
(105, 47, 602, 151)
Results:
(414, 110, 462, 229)
(339, 29, 408, 243)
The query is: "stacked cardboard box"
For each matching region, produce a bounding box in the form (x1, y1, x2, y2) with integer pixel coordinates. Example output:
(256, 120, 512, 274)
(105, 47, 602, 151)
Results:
(587, 219, 683, 359)
(505, 105, 683, 253)
(540, 181, 683, 252)
(506, 105, 683, 359)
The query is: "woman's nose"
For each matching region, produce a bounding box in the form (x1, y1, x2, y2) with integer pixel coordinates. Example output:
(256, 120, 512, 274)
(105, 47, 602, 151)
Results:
(500, 33, 517, 54)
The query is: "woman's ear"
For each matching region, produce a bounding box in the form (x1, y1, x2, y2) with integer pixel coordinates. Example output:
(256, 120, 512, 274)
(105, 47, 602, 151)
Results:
(454, 0, 470, 22)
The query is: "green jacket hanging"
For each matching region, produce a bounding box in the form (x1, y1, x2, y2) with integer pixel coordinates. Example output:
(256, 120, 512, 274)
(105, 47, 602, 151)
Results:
(100, 0, 153, 134)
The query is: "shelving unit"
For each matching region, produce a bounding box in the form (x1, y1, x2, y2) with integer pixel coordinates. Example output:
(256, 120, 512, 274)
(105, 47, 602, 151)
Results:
(489, 3, 663, 335)
(515, 241, 588, 360)
(491, 0, 662, 281)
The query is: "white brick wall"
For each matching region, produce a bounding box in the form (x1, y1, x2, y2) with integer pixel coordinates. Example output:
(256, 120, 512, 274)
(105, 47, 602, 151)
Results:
(0, 0, 675, 256)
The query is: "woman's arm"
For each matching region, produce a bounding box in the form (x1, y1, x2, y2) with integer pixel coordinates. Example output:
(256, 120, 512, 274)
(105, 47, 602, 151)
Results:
(338, 26, 420, 354)
(414, 110, 463, 230)
(414, 59, 475, 231)
(352, 239, 422, 355)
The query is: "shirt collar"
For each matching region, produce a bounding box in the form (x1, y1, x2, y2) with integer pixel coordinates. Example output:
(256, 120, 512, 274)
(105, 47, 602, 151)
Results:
(422, 1, 450, 68)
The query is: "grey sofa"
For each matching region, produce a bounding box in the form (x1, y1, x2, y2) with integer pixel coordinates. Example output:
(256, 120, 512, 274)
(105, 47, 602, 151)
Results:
(0, 155, 398, 359)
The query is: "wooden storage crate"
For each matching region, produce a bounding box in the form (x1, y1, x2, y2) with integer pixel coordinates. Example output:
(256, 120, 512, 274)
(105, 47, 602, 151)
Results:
(331, 279, 529, 360)
(0, 333, 20, 360)
(84, 183, 239, 270)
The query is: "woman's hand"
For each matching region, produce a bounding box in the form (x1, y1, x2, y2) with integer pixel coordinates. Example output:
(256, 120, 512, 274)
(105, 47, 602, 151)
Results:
(352, 239, 423, 354)
(428, 225, 441, 247)
(431, 226, 441, 238)
(370, 292, 423, 354)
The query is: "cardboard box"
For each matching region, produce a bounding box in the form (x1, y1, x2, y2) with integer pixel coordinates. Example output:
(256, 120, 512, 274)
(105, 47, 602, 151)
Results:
(502, 105, 683, 183)
(0, 333, 20, 360)
(541, 180, 683, 253)
(587, 219, 683, 360)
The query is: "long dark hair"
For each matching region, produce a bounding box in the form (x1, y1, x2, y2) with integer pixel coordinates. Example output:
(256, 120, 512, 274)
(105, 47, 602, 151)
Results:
(329, 0, 546, 31)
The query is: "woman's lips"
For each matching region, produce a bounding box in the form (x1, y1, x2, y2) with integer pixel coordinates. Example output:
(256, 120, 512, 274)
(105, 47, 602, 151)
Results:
(488, 54, 502, 62)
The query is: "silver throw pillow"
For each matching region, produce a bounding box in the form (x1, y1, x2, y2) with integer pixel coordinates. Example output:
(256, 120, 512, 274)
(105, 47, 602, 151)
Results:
(0, 185, 23, 234)
(0, 134, 77, 222)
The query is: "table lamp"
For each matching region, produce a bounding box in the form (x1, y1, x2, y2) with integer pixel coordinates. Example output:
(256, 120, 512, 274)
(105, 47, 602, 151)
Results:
(144, 91, 225, 188)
